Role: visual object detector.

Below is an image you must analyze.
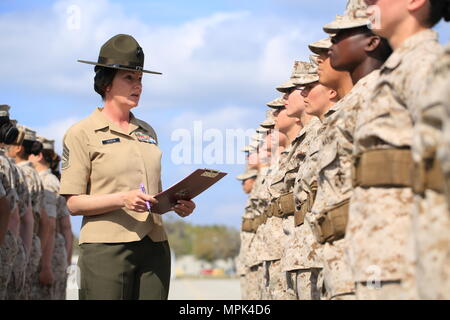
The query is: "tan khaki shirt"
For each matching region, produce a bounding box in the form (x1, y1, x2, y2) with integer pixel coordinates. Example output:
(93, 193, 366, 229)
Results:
(60, 108, 167, 244)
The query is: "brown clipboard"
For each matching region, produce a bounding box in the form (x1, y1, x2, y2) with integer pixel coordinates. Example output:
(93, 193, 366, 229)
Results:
(150, 169, 227, 214)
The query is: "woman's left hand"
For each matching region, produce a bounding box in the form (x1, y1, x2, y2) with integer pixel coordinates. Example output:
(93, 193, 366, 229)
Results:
(172, 200, 196, 218)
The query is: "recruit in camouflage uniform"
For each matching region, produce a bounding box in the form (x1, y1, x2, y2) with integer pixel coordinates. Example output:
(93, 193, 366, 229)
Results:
(254, 157, 279, 299)
(289, 115, 324, 300)
(349, 28, 444, 300)
(258, 61, 303, 301)
(16, 126, 45, 300)
(0, 152, 19, 300)
(280, 123, 311, 297)
(299, 97, 340, 300)
(251, 128, 282, 300)
(238, 195, 255, 299)
(0, 105, 20, 300)
(412, 42, 450, 300)
(308, 70, 380, 300)
(239, 138, 263, 299)
(304, 1, 372, 300)
(261, 61, 318, 300)
(6, 162, 30, 300)
(276, 60, 326, 300)
(245, 164, 270, 300)
(37, 136, 60, 300)
(260, 146, 291, 300)
(236, 168, 258, 300)
(244, 112, 278, 299)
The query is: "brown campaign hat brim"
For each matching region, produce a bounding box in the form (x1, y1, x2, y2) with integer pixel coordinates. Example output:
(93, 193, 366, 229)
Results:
(78, 60, 162, 75)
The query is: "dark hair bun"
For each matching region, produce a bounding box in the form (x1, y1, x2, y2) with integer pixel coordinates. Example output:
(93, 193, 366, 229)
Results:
(94, 66, 118, 99)
(0, 116, 19, 145)
(31, 141, 43, 156)
(22, 140, 43, 156)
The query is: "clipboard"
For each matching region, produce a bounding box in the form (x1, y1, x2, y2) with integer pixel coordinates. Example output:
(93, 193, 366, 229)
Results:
(151, 169, 227, 214)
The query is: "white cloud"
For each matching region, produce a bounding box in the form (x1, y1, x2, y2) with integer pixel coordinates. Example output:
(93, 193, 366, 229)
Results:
(0, 0, 326, 110)
(34, 117, 81, 154)
(169, 106, 257, 132)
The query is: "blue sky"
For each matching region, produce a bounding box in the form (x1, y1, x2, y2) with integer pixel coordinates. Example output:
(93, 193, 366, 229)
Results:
(1, 0, 449, 236)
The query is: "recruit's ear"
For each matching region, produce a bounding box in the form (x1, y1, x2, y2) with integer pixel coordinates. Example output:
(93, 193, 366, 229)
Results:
(365, 35, 382, 53)
(329, 89, 339, 102)
(406, 0, 428, 13)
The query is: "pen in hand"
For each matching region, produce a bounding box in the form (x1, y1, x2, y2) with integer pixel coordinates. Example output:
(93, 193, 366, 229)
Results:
(140, 183, 152, 212)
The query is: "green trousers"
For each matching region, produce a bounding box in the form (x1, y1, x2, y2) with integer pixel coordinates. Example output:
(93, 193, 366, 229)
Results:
(78, 236, 171, 300)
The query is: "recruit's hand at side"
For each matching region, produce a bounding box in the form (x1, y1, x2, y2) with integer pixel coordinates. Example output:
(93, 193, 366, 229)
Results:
(39, 266, 54, 286)
(172, 200, 196, 218)
(123, 189, 158, 213)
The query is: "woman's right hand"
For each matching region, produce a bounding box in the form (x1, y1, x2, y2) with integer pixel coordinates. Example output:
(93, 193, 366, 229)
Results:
(122, 189, 158, 213)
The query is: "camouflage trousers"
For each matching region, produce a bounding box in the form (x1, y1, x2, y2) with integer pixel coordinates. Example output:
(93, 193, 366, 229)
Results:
(51, 233, 68, 300)
(263, 260, 296, 300)
(247, 263, 264, 300)
(21, 235, 41, 300)
(413, 191, 450, 299)
(6, 237, 27, 300)
(0, 231, 18, 300)
(289, 268, 322, 300)
(321, 240, 355, 300)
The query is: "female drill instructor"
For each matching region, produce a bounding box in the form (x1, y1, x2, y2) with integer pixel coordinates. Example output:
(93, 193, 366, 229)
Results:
(59, 34, 196, 300)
